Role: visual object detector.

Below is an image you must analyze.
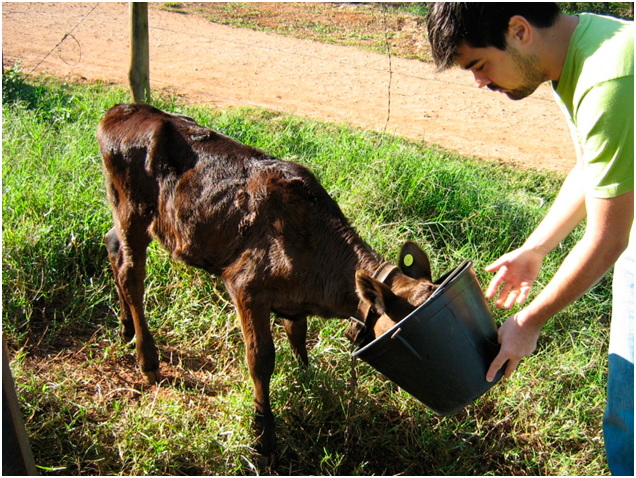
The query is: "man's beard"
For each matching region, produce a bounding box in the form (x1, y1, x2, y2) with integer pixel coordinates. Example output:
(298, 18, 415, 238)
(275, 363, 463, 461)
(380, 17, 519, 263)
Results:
(489, 49, 549, 100)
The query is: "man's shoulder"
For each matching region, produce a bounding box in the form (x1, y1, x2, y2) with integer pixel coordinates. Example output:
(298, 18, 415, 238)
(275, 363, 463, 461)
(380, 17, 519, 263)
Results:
(576, 13, 633, 79)
(566, 14, 633, 108)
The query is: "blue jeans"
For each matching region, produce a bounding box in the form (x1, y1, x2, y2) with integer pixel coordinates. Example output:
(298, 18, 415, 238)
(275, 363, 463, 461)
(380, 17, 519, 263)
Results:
(604, 244, 634, 476)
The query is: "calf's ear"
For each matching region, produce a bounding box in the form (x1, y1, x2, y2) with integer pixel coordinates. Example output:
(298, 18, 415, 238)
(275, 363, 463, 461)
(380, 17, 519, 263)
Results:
(355, 270, 392, 314)
(399, 241, 432, 281)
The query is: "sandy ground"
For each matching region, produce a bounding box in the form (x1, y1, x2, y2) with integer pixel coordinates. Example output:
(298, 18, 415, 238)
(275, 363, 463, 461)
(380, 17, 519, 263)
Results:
(2, 2, 576, 173)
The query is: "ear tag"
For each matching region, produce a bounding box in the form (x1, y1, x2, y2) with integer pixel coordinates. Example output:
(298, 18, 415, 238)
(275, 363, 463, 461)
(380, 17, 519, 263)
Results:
(403, 254, 414, 267)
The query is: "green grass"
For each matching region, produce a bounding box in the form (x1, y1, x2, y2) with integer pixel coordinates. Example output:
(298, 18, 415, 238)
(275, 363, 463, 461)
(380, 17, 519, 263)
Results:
(3, 69, 611, 475)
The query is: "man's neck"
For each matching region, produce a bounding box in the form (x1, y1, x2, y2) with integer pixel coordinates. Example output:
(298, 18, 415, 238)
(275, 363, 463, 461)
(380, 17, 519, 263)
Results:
(541, 13, 580, 82)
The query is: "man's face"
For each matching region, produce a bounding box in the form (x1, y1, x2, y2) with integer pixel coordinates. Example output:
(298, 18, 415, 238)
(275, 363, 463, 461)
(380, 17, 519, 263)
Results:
(454, 42, 549, 100)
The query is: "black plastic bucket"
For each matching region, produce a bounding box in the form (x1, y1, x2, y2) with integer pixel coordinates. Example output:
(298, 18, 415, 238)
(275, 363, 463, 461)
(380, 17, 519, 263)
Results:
(353, 260, 504, 415)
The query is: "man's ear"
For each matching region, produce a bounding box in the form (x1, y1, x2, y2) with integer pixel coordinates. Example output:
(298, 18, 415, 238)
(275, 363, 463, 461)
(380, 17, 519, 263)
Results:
(508, 15, 533, 46)
(399, 241, 432, 281)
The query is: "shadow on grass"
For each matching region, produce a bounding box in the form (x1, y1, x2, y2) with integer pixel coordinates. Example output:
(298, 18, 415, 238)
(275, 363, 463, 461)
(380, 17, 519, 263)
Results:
(3, 65, 75, 117)
(263, 355, 542, 476)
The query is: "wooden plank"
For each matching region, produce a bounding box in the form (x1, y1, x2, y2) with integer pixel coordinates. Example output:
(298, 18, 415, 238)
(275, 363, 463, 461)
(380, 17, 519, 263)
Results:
(2, 336, 37, 476)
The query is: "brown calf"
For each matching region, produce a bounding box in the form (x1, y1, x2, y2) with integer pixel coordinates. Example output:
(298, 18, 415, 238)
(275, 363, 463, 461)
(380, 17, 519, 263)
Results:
(97, 103, 437, 464)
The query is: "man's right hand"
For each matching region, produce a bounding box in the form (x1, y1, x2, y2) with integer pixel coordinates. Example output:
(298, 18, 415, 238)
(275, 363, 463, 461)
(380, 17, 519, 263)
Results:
(486, 310, 542, 382)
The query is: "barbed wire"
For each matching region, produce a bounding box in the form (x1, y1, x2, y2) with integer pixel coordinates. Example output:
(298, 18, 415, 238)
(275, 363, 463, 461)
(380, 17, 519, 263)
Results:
(26, 3, 99, 77)
(57, 33, 82, 67)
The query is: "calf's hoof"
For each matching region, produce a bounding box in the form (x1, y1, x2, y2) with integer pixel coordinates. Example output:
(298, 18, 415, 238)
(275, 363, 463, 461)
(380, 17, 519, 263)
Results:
(120, 328, 135, 346)
(142, 368, 162, 385)
(254, 452, 276, 469)
(137, 337, 160, 383)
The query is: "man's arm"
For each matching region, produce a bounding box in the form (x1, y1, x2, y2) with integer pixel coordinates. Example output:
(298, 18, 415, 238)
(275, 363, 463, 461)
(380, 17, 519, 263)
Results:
(486, 162, 587, 308)
(487, 188, 633, 381)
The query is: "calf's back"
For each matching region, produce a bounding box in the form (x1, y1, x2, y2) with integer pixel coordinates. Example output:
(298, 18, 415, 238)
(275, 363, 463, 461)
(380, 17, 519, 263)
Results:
(98, 103, 378, 319)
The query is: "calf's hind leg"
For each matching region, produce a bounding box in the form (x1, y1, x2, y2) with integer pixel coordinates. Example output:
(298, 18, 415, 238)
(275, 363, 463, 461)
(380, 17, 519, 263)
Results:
(105, 228, 135, 342)
(105, 224, 160, 384)
(236, 298, 277, 464)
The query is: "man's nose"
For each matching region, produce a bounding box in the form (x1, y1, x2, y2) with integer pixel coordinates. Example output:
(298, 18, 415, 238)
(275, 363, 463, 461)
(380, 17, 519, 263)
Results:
(473, 71, 490, 88)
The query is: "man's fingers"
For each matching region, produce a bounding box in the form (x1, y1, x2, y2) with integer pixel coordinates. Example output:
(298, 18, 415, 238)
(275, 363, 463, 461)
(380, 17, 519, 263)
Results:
(485, 280, 499, 299)
(486, 267, 508, 299)
(504, 358, 520, 379)
(503, 285, 532, 309)
(487, 351, 509, 382)
(503, 289, 520, 309)
(484, 256, 507, 273)
(516, 285, 532, 305)
(495, 282, 513, 308)
(486, 268, 534, 309)
(487, 354, 519, 382)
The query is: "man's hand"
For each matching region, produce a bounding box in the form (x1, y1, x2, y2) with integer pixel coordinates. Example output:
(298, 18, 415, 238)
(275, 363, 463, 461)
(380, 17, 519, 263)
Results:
(486, 312, 542, 382)
(485, 247, 545, 308)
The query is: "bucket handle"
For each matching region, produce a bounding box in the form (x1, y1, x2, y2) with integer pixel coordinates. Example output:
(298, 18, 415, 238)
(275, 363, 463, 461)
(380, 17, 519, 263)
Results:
(391, 328, 424, 362)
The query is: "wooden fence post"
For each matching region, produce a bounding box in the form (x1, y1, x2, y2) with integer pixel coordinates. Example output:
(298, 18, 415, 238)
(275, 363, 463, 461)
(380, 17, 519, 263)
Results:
(3, 336, 37, 476)
(129, 2, 150, 103)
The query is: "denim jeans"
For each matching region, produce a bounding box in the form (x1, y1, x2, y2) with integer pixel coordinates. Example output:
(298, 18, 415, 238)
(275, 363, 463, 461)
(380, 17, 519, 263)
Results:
(604, 244, 634, 476)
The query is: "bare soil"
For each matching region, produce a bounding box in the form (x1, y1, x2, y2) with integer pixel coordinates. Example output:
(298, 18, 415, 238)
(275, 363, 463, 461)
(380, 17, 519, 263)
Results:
(2, 2, 575, 173)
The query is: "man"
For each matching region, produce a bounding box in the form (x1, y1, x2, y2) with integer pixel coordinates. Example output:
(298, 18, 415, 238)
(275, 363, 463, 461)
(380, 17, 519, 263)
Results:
(427, 3, 633, 475)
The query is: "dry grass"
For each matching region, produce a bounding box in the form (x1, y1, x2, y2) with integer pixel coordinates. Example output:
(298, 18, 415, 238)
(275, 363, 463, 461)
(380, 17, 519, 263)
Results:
(158, 2, 433, 62)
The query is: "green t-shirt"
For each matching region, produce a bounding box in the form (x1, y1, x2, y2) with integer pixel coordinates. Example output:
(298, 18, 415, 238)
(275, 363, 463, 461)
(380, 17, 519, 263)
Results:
(553, 13, 634, 199)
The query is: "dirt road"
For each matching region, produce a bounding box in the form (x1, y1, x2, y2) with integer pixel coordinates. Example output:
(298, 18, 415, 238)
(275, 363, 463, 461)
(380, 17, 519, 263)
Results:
(2, 2, 575, 173)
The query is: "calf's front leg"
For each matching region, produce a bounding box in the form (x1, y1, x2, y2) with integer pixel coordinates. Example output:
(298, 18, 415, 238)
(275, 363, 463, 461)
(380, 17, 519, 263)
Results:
(283, 317, 309, 366)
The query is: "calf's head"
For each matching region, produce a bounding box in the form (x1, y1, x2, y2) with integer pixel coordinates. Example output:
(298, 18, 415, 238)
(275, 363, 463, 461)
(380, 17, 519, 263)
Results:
(350, 241, 438, 345)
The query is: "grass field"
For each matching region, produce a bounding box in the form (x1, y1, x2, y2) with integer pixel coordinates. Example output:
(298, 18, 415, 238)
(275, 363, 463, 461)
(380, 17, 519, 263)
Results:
(2, 69, 612, 475)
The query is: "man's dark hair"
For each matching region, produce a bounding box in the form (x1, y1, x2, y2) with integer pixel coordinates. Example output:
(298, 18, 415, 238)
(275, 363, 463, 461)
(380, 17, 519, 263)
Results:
(427, 3, 562, 70)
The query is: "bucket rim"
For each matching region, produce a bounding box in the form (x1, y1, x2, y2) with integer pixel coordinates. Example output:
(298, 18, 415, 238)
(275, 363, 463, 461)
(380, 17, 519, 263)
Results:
(352, 259, 474, 358)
